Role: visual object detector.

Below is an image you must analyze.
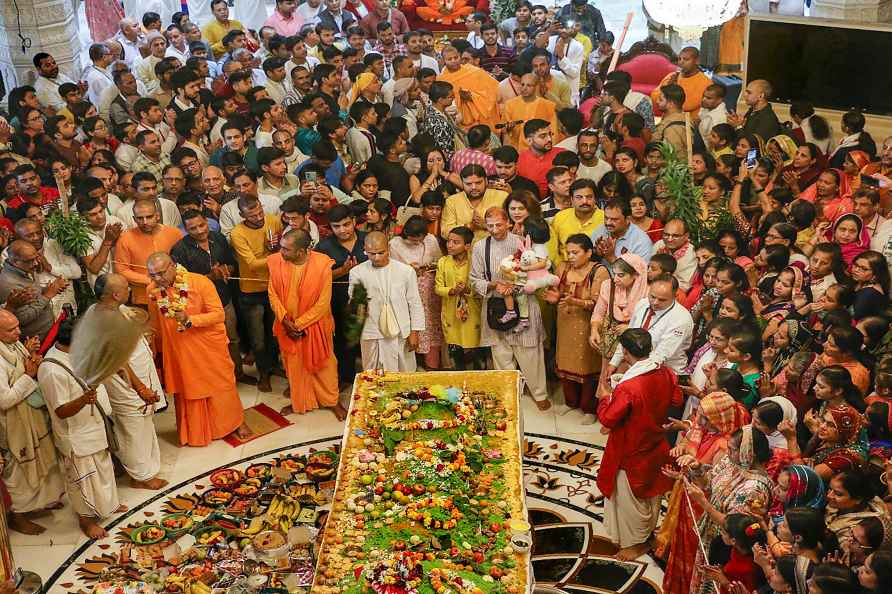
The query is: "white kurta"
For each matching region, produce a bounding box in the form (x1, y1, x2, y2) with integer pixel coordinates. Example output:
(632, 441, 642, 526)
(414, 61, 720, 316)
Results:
(40, 237, 82, 316)
(0, 345, 64, 513)
(38, 347, 120, 519)
(349, 260, 425, 372)
(101, 306, 164, 482)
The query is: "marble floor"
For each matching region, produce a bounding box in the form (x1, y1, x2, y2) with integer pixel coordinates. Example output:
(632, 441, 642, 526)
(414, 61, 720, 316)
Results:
(13, 376, 629, 592)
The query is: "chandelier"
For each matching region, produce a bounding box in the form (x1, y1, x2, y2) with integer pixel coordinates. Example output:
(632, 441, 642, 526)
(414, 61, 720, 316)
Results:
(643, 0, 743, 40)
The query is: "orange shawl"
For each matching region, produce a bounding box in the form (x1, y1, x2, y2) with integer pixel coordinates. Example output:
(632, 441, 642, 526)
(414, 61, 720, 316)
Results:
(437, 64, 500, 129)
(268, 251, 335, 373)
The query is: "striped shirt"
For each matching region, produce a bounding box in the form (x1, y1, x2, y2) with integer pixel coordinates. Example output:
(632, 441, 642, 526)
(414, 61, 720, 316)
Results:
(469, 233, 545, 348)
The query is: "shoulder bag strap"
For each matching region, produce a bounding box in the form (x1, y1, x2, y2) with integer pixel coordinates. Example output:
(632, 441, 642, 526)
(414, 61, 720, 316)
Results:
(42, 358, 88, 391)
(484, 236, 492, 282)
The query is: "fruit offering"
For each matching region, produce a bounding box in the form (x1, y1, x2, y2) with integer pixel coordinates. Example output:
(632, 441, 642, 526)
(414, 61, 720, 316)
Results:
(276, 456, 306, 473)
(193, 527, 228, 546)
(209, 468, 242, 488)
(245, 463, 272, 479)
(160, 513, 192, 534)
(130, 524, 167, 545)
(200, 488, 233, 507)
(312, 371, 529, 594)
(232, 478, 262, 498)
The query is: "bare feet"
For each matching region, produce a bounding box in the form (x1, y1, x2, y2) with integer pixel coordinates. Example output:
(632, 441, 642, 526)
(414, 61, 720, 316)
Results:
(235, 423, 253, 441)
(78, 516, 108, 539)
(280, 404, 294, 416)
(535, 399, 552, 411)
(236, 373, 258, 386)
(283, 387, 290, 398)
(258, 373, 272, 393)
(131, 476, 169, 490)
(615, 539, 652, 561)
(8, 512, 45, 535)
(331, 403, 348, 421)
(115, 504, 128, 513)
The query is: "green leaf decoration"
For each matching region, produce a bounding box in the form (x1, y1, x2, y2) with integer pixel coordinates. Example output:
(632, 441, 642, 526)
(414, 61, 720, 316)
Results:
(658, 142, 733, 243)
(45, 211, 93, 258)
(344, 282, 368, 347)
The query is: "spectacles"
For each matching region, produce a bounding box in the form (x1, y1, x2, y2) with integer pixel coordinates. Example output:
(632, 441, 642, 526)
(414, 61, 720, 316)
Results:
(663, 232, 686, 239)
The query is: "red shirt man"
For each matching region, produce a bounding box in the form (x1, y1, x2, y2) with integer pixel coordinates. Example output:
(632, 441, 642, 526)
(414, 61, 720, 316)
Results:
(596, 328, 682, 559)
(516, 119, 565, 197)
(6, 165, 60, 221)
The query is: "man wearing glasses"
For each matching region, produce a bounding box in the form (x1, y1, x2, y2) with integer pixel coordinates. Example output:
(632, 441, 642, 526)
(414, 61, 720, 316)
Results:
(0, 240, 66, 341)
(652, 219, 696, 291)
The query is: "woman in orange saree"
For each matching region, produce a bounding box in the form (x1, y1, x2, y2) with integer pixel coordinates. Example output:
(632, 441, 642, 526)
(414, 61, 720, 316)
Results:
(654, 391, 749, 594)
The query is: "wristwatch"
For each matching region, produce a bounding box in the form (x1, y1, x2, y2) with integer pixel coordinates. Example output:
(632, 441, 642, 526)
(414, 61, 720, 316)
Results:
(184, 318, 193, 329)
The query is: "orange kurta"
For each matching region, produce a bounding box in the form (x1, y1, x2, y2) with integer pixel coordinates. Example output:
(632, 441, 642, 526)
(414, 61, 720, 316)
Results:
(502, 95, 558, 151)
(149, 272, 244, 446)
(115, 225, 183, 304)
(650, 70, 713, 114)
(437, 64, 500, 129)
(267, 252, 339, 414)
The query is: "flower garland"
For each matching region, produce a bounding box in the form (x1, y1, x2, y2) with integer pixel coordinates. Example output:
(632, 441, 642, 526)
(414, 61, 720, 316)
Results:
(150, 264, 189, 327)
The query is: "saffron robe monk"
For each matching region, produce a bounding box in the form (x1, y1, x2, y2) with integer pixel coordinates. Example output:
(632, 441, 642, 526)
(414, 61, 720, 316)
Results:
(267, 229, 346, 420)
(437, 45, 500, 130)
(502, 73, 559, 151)
(146, 252, 251, 446)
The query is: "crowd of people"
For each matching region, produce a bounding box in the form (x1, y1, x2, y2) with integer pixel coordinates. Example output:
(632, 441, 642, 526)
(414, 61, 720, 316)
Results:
(0, 0, 891, 592)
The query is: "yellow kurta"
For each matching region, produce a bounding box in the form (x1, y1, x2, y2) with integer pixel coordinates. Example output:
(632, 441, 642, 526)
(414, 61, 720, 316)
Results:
(502, 95, 559, 151)
(440, 189, 509, 242)
(434, 255, 481, 349)
(551, 208, 606, 266)
(203, 19, 245, 59)
(437, 64, 500, 129)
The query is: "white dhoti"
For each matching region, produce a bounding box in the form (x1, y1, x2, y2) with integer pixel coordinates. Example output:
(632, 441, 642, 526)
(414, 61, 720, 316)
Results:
(360, 337, 417, 372)
(64, 450, 120, 519)
(103, 332, 164, 482)
(2, 458, 64, 514)
(112, 414, 161, 481)
(490, 341, 548, 402)
(603, 470, 662, 549)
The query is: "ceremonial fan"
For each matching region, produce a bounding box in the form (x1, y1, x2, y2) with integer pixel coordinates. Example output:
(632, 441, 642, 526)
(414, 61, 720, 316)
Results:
(70, 305, 148, 391)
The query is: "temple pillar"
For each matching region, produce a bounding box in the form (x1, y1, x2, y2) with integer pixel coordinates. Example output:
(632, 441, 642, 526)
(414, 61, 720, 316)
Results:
(0, 0, 81, 103)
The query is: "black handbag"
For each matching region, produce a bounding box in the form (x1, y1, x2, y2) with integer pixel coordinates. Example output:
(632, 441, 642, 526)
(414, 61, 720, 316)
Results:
(484, 237, 519, 331)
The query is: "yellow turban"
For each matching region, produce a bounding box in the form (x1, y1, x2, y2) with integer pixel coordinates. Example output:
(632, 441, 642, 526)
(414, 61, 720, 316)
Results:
(350, 72, 378, 106)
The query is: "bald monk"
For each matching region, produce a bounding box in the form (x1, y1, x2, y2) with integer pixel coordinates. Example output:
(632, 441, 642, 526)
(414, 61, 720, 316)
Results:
(268, 229, 347, 420)
(115, 199, 183, 305)
(348, 232, 425, 372)
(649, 46, 712, 114)
(0, 309, 63, 535)
(146, 252, 251, 446)
(438, 45, 500, 130)
(93, 273, 167, 490)
(502, 73, 559, 151)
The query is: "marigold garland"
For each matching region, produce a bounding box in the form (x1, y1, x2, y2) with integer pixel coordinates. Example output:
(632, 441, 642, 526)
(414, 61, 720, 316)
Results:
(150, 264, 189, 329)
